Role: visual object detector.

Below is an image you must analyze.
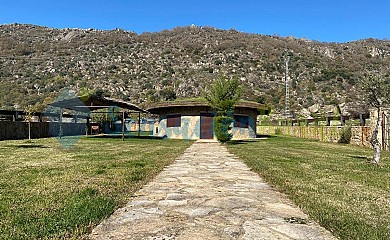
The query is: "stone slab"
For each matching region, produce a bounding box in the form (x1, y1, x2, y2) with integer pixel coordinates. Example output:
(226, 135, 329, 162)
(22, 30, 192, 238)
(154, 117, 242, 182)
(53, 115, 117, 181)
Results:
(89, 140, 337, 240)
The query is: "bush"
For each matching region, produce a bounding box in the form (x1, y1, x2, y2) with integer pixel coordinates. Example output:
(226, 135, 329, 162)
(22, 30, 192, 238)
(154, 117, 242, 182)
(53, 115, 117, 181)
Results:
(338, 126, 352, 144)
(275, 128, 282, 135)
(159, 87, 176, 101)
(214, 116, 233, 142)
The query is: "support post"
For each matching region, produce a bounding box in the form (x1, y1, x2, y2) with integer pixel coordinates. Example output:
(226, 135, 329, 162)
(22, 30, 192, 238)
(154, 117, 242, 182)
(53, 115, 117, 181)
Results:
(138, 112, 141, 137)
(28, 121, 31, 140)
(59, 110, 63, 139)
(122, 110, 125, 142)
(86, 117, 90, 135)
(359, 113, 365, 126)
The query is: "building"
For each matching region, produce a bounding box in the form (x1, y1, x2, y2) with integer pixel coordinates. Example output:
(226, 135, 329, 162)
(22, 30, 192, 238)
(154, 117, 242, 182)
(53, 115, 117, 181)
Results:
(147, 100, 270, 140)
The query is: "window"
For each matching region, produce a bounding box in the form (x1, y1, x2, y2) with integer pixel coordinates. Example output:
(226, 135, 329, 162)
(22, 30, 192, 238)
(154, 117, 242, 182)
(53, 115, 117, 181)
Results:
(166, 114, 181, 127)
(234, 115, 249, 128)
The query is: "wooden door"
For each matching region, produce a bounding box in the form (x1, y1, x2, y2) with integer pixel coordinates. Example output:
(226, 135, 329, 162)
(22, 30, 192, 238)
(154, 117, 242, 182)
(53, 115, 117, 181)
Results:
(200, 113, 214, 139)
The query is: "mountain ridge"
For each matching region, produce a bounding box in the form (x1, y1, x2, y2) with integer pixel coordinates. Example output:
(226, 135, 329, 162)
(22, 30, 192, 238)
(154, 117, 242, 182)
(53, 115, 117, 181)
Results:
(1, 23, 390, 117)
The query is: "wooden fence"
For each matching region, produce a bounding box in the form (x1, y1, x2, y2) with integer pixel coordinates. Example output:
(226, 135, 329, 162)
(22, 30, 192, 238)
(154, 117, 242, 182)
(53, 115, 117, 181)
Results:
(257, 126, 372, 148)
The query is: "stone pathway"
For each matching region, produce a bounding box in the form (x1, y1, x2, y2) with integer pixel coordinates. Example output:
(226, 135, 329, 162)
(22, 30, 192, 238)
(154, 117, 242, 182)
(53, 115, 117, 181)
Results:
(89, 140, 336, 240)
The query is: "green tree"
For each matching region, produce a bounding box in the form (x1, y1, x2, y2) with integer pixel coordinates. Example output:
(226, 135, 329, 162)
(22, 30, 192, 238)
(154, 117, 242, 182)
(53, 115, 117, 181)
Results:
(360, 72, 390, 164)
(256, 95, 266, 104)
(91, 107, 122, 133)
(205, 76, 242, 142)
(24, 105, 39, 140)
(205, 76, 242, 116)
(78, 87, 95, 98)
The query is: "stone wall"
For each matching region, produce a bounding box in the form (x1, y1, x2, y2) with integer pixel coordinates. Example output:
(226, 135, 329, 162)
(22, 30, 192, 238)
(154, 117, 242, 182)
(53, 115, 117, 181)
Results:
(0, 121, 87, 140)
(257, 126, 372, 147)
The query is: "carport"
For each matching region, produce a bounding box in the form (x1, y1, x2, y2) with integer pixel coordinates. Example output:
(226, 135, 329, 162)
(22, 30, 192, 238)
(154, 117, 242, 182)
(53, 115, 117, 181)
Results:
(50, 94, 148, 141)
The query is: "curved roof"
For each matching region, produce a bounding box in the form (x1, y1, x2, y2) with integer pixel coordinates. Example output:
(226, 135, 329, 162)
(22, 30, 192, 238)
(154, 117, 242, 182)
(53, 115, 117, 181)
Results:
(147, 100, 271, 115)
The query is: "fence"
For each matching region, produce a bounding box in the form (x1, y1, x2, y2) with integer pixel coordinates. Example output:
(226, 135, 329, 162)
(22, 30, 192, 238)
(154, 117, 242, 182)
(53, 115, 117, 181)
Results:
(257, 125, 372, 148)
(0, 121, 86, 141)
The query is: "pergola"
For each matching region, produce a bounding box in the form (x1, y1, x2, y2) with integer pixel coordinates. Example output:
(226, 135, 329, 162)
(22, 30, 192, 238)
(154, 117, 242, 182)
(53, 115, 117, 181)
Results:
(50, 95, 149, 141)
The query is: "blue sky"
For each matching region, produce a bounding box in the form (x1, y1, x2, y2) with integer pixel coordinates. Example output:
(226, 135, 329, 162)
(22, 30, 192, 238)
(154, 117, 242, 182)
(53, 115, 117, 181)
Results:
(0, 0, 389, 42)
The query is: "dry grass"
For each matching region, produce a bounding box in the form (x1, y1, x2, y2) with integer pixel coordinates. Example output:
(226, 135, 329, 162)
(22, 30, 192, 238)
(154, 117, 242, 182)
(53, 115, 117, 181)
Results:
(0, 137, 193, 239)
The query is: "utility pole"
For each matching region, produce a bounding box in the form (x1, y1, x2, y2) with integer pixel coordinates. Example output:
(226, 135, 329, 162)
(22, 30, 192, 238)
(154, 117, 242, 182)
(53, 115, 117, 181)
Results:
(285, 56, 291, 119)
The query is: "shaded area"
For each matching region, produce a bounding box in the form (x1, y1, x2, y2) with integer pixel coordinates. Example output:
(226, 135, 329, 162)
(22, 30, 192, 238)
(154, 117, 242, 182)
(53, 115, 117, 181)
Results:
(348, 155, 370, 161)
(228, 135, 275, 145)
(228, 139, 262, 145)
(256, 134, 275, 138)
(15, 144, 49, 149)
(90, 133, 165, 140)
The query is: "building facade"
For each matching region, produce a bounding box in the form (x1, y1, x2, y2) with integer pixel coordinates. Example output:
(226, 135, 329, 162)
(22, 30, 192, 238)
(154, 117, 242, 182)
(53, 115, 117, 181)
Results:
(147, 101, 270, 140)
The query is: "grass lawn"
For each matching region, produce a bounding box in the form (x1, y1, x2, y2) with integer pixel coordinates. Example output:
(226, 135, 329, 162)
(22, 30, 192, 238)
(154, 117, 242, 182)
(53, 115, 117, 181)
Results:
(0, 136, 193, 239)
(227, 135, 390, 240)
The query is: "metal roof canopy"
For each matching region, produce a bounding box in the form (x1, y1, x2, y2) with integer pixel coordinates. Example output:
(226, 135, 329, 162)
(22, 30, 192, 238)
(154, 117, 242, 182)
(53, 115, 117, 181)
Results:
(50, 95, 148, 113)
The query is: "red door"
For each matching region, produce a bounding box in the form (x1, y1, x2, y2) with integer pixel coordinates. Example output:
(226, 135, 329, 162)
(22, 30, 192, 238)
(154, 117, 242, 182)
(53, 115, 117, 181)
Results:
(200, 113, 214, 139)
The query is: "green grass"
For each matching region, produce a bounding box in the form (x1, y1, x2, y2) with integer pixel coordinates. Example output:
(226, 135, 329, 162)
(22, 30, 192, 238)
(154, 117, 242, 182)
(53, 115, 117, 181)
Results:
(227, 136, 390, 240)
(172, 97, 208, 102)
(0, 137, 193, 239)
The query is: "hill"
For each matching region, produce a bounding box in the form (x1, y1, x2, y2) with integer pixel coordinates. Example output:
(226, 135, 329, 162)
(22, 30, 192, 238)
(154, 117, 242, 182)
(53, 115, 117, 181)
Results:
(1, 23, 390, 116)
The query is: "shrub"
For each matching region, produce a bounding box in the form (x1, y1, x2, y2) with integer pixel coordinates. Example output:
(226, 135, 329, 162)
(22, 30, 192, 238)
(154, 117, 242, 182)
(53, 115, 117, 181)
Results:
(159, 87, 176, 101)
(206, 75, 242, 143)
(275, 128, 282, 135)
(338, 126, 352, 144)
(214, 116, 233, 142)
